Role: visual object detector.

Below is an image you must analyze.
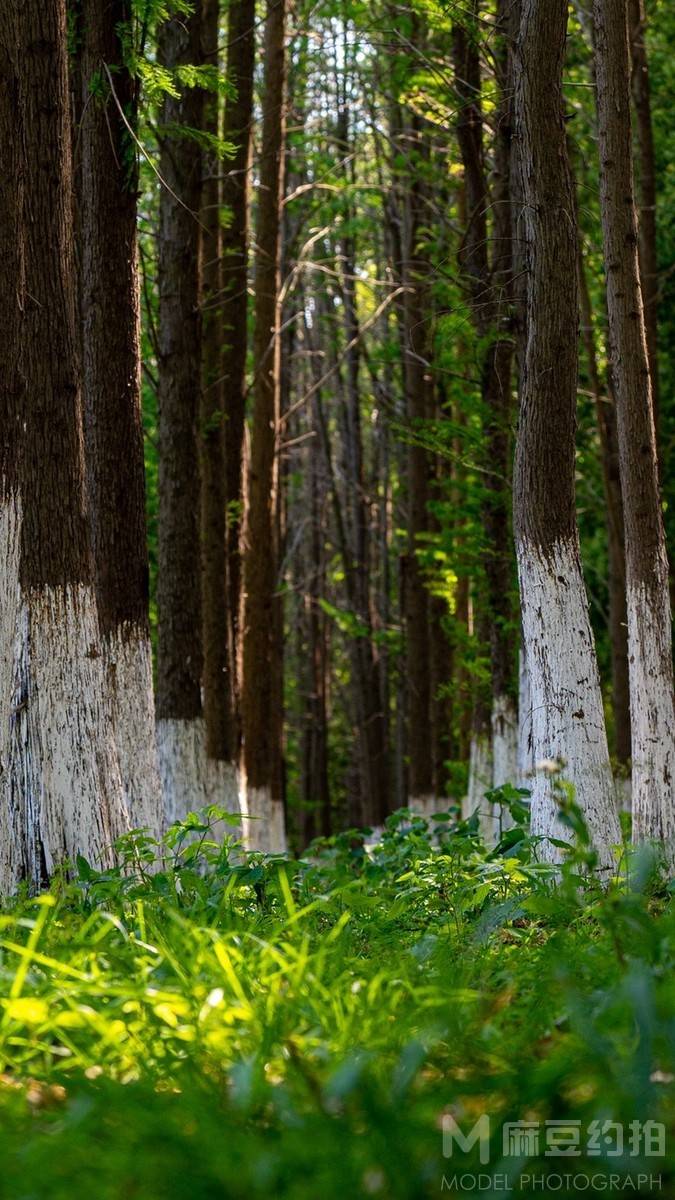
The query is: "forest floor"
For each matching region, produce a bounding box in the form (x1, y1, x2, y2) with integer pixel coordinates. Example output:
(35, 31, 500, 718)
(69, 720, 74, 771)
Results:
(0, 808, 673, 1199)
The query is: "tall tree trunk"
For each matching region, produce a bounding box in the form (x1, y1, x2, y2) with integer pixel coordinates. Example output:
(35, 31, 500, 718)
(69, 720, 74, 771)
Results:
(198, 0, 239, 820)
(301, 391, 331, 843)
(628, 0, 660, 434)
(594, 0, 675, 847)
(452, 6, 518, 822)
(156, 4, 214, 823)
(513, 0, 620, 869)
(199, 0, 228, 758)
(222, 0, 256, 718)
(241, 0, 287, 853)
(334, 104, 389, 828)
(577, 244, 631, 770)
(9, 0, 128, 888)
(403, 114, 434, 816)
(79, 0, 161, 837)
(0, 1, 25, 888)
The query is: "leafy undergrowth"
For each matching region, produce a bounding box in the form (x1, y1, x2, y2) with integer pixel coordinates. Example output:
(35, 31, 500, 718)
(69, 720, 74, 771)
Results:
(0, 797, 674, 1198)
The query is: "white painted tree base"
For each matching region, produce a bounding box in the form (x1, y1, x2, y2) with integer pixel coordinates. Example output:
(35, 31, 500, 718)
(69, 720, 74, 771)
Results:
(408, 794, 439, 820)
(626, 581, 675, 850)
(492, 692, 518, 835)
(240, 782, 287, 854)
(107, 629, 162, 838)
(615, 775, 632, 815)
(464, 734, 495, 844)
(517, 538, 620, 872)
(157, 717, 241, 839)
(492, 694, 518, 788)
(7, 584, 129, 887)
(517, 644, 534, 788)
(0, 493, 23, 892)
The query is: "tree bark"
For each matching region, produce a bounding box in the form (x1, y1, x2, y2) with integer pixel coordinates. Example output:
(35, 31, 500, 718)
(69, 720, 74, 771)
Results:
(0, 0, 25, 888)
(199, 0, 237, 780)
(79, 0, 161, 837)
(452, 6, 518, 819)
(594, 0, 675, 847)
(157, 4, 233, 823)
(8, 0, 128, 888)
(577, 242, 631, 768)
(241, 0, 288, 853)
(221, 0, 256, 719)
(513, 0, 620, 869)
(628, 0, 660, 433)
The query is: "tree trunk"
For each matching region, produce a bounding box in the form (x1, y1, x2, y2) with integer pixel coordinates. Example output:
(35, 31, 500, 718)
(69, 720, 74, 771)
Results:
(157, 4, 230, 823)
(302, 391, 331, 843)
(594, 0, 675, 847)
(628, 0, 660, 433)
(8, 0, 128, 889)
(241, 0, 287, 853)
(513, 0, 620, 869)
(0, 1, 25, 888)
(452, 7, 518, 816)
(79, 0, 161, 838)
(198, 0, 239, 827)
(222, 0, 256, 719)
(199, 0, 228, 760)
(577, 242, 631, 768)
(402, 114, 434, 816)
(333, 104, 389, 828)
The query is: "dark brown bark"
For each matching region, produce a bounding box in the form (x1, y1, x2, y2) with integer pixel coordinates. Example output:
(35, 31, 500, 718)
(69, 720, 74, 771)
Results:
(222, 0, 256, 709)
(594, 0, 667, 608)
(512, 0, 578, 556)
(80, 0, 150, 638)
(508, 0, 526, 388)
(594, 0, 674, 837)
(242, 0, 287, 799)
(156, 5, 204, 721)
(199, 0, 234, 760)
(0, 0, 24, 499)
(577, 245, 631, 764)
(628, 0, 660, 430)
(20, 0, 91, 590)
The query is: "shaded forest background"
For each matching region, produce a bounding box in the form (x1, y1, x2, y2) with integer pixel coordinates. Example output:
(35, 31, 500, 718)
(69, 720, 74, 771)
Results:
(126, 0, 675, 842)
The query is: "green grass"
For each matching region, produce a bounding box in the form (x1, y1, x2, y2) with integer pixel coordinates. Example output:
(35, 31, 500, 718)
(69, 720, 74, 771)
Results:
(0, 801, 673, 1198)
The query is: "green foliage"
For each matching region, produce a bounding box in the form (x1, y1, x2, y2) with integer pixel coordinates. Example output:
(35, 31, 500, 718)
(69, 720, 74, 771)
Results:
(0, 810, 673, 1196)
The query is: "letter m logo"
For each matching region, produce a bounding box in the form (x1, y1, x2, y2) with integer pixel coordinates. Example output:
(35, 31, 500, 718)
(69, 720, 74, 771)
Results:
(442, 1114, 491, 1165)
